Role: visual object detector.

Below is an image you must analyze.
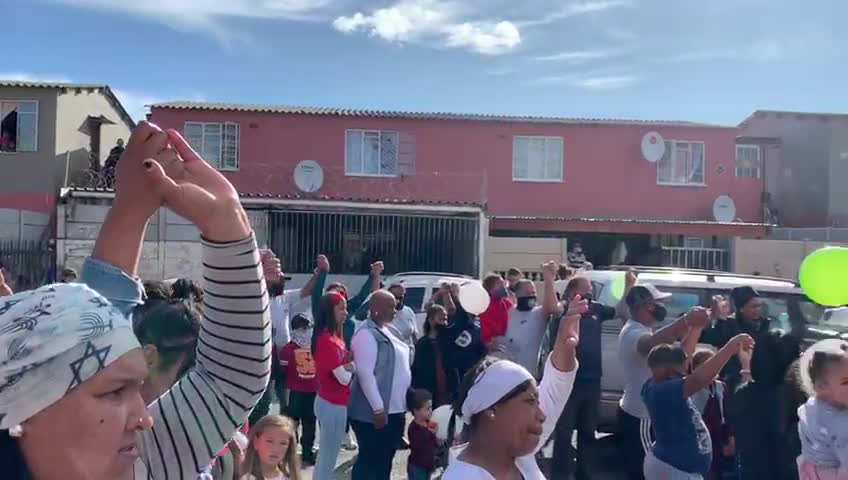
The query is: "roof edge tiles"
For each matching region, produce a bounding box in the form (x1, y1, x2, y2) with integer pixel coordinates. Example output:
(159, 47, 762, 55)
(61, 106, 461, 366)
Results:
(150, 100, 732, 129)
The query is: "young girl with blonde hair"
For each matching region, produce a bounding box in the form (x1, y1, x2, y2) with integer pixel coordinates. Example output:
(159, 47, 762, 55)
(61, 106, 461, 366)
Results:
(241, 415, 302, 480)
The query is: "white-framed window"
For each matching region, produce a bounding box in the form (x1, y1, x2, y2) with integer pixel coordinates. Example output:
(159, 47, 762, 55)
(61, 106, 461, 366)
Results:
(184, 121, 239, 170)
(0, 101, 38, 153)
(736, 144, 760, 178)
(512, 136, 564, 182)
(345, 130, 399, 176)
(684, 236, 705, 249)
(657, 140, 705, 186)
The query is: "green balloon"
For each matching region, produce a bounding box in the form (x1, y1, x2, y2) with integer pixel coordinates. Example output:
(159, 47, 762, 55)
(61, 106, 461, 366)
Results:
(799, 247, 848, 306)
(609, 273, 626, 301)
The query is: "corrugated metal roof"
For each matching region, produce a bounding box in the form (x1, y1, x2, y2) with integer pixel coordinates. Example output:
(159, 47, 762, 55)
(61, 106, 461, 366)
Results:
(0, 80, 136, 128)
(491, 215, 772, 227)
(62, 187, 483, 207)
(0, 80, 107, 90)
(151, 100, 729, 128)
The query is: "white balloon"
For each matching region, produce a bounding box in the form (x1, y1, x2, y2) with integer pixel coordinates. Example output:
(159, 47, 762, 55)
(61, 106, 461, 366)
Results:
(459, 282, 489, 315)
(799, 338, 848, 395)
(432, 405, 463, 440)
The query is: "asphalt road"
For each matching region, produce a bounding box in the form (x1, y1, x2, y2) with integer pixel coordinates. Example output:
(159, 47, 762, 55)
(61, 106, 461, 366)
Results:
(298, 429, 626, 479)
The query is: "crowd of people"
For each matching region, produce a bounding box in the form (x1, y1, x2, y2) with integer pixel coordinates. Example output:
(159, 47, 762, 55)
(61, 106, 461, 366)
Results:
(1, 120, 847, 480)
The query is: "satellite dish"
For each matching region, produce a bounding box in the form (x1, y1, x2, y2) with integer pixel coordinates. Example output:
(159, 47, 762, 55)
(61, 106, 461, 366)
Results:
(713, 195, 737, 222)
(293, 160, 324, 193)
(641, 131, 665, 163)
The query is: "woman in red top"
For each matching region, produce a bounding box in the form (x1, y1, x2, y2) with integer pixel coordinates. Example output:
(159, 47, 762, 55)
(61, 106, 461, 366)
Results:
(311, 292, 354, 480)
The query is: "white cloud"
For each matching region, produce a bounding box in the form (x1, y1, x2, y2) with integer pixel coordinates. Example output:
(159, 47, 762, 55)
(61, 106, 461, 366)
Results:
(668, 39, 787, 63)
(518, 0, 634, 27)
(532, 72, 638, 90)
(533, 49, 619, 63)
(574, 75, 638, 90)
(50, 0, 333, 44)
(333, 0, 521, 55)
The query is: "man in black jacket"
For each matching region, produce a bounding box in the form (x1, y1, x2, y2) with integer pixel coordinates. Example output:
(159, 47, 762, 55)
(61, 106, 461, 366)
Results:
(701, 286, 801, 479)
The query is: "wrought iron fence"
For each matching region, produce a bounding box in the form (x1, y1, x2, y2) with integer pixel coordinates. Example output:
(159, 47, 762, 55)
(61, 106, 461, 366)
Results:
(661, 246, 729, 271)
(268, 209, 479, 276)
(68, 167, 116, 189)
(0, 240, 52, 291)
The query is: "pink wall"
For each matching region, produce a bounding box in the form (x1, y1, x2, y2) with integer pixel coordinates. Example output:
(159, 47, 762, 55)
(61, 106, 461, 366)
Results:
(150, 108, 762, 223)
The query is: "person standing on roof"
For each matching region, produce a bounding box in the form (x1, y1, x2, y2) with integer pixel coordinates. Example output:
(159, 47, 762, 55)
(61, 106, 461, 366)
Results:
(567, 241, 588, 269)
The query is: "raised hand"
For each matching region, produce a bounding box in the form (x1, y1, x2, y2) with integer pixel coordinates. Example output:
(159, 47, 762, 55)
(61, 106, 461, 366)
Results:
(370, 261, 384, 276)
(143, 130, 249, 242)
(261, 250, 283, 283)
(731, 333, 755, 353)
(711, 295, 730, 320)
(316, 254, 330, 273)
(113, 121, 170, 222)
(686, 306, 711, 329)
(625, 269, 638, 289)
(542, 261, 557, 279)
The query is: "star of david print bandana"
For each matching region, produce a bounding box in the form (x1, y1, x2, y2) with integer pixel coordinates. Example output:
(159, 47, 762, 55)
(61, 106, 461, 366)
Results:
(0, 283, 139, 429)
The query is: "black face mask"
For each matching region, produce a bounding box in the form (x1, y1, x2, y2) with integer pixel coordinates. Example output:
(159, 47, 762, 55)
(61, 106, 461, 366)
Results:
(651, 304, 668, 323)
(395, 299, 404, 311)
(517, 296, 537, 311)
(268, 282, 284, 297)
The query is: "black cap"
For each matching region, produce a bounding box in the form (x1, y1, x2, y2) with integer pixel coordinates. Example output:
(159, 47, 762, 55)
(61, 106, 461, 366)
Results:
(730, 286, 760, 312)
(625, 284, 672, 311)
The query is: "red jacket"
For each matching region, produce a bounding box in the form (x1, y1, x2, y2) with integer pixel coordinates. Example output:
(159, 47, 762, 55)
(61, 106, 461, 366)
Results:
(314, 332, 351, 405)
(480, 297, 512, 344)
(279, 341, 318, 393)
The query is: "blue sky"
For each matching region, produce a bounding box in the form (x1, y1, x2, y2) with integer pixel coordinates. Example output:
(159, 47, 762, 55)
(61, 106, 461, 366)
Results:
(8, 0, 848, 124)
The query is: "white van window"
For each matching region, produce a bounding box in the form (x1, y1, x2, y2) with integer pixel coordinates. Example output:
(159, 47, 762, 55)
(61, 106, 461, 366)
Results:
(403, 287, 427, 313)
(662, 289, 700, 319)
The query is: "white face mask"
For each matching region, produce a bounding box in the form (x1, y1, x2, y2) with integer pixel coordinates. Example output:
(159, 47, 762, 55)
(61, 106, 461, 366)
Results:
(292, 328, 313, 347)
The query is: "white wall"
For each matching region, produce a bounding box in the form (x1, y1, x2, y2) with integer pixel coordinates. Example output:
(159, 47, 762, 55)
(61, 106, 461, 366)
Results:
(484, 235, 567, 277)
(58, 199, 268, 280)
(732, 237, 848, 279)
(0, 208, 49, 241)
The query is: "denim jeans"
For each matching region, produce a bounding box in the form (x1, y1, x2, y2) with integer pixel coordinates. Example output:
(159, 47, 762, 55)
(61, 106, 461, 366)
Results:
(313, 395, 347, 480)
(350, 413, 406, 480)
(408, 464, 433, 480)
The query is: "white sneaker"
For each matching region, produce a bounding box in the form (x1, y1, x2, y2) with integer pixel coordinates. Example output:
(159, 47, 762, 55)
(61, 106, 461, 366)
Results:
(343, 430, 358, 450)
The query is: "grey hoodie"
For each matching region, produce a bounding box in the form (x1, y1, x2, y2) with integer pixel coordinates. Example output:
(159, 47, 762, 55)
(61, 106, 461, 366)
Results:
(798, 396, 848, 469)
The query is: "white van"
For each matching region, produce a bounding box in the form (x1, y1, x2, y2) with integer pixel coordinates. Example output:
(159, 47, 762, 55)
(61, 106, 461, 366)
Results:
(355, 271, 480, 333)
(587, 267, 825, 432)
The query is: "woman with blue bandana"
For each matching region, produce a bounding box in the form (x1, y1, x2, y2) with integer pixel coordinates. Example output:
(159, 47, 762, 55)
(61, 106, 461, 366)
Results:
(0, 121, 271, 480)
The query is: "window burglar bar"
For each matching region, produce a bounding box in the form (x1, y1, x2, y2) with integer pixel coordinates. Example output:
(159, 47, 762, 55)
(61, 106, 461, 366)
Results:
(268, 209, 479, 276)
(661, 246, 729, 272)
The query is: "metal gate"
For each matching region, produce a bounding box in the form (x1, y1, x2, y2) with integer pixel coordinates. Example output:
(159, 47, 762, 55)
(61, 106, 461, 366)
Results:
(662, 246, 729, 271)
(0, 240, 52, 291)
(268, 209, 479, 276)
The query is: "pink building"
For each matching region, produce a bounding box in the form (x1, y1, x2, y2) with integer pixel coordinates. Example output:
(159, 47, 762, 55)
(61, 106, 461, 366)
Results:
(148, 102, 770, 274)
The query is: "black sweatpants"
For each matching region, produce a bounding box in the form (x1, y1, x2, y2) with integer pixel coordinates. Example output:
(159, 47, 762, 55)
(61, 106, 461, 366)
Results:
(552, 379, 602, 480)
(288, 390, 317, 459)
(617, 407, 653, 480)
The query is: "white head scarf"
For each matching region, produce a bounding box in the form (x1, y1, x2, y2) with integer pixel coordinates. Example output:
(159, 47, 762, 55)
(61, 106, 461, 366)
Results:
(0, 283, 140, 429)
(460, 360, 535, 424)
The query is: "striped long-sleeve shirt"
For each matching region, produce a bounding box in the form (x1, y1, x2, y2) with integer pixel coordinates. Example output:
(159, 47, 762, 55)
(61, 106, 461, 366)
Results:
(125, 235, 271, 479)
